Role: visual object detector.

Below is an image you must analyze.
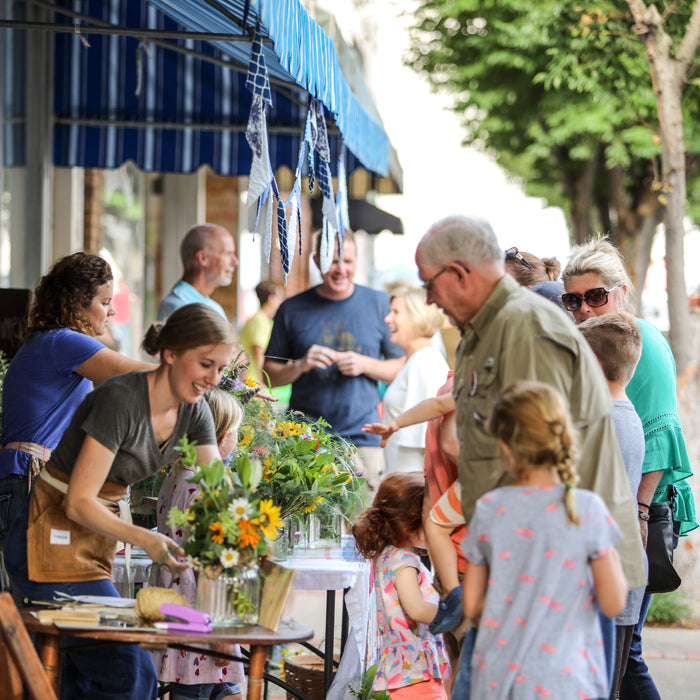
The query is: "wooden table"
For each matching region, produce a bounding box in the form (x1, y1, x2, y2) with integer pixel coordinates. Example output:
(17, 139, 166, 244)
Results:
(22, 610, 313, 700)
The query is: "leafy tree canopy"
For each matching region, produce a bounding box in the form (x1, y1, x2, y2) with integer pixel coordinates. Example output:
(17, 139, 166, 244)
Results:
(406, 1, 700, 241)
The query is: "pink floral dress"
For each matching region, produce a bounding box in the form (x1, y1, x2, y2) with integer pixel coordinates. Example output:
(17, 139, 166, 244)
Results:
(372, 546, 450, 691)
(151, 466, 246, 687)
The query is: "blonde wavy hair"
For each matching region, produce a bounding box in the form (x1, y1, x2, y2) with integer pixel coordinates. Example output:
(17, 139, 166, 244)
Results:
(389, 284, 445, 338)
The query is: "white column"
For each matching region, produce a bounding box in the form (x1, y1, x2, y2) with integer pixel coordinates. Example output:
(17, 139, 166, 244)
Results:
(160, 170, 206, 296)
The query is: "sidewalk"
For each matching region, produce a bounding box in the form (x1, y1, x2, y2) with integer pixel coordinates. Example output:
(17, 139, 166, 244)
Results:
(251, 626, 700, 699)
(643, 626, 700, 699)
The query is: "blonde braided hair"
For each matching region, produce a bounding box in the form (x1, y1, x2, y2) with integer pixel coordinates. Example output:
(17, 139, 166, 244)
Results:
(489, 381, 581, 524)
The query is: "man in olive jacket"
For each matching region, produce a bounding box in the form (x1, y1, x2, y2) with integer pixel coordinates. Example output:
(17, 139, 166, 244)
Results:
(415, 214, 646, 590)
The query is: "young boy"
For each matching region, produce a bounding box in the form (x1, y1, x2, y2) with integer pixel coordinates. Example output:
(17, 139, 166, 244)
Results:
(578, 312, 645, 699)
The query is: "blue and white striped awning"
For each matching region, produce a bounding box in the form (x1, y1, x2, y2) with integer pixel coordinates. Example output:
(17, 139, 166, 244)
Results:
(2, 0, 396, 181)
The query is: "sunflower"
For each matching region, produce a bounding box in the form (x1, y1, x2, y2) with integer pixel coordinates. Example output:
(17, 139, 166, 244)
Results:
(253, 499, 283, 540)
(209, 521, 225, 544)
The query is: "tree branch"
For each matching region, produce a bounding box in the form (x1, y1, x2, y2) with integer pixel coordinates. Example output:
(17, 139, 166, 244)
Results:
(675, 0, 700, 75)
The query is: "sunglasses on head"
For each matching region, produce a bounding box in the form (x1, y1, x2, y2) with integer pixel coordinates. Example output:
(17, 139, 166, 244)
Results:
(561, 286, 617, 312)
(505, 247, 534, 270)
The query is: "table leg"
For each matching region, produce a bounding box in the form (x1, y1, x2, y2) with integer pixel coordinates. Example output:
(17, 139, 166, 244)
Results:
(247, 645, 267, 700)
(39, 634, 61, 696)
(340, 587, 350, 657)
(324, 590, 335, 694)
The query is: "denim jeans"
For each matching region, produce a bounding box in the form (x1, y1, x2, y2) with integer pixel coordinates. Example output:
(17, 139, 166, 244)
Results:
(4, 501, 158, 700)
(0, 475, 29, 551)
(619, 592, 661, 700)
(598, 610, 616, 692)
(447, 626, 476, 700)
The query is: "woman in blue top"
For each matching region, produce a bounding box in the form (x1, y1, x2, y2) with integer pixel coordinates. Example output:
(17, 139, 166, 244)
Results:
(563, 238, 698, 700)
(0, 252, 154, 553)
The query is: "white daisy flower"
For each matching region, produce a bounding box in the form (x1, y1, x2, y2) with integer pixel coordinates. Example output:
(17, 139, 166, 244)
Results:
(220, 548, 239, 568)
(228, 498, 251, 519)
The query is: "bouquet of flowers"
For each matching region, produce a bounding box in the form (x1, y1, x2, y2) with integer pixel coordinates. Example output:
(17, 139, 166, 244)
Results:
(218, 351, 260, 405)
(238, 399, 364, 526)
(167, 439, 282, 576)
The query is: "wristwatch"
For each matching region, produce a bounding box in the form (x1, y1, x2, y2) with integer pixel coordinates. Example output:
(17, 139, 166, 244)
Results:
(638, 510, 650, 521)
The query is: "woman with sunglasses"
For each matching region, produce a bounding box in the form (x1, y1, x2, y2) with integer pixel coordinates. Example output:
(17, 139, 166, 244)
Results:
(562, 237, 697, 700)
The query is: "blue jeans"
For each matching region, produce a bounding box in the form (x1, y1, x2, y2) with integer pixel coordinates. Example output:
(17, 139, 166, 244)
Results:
(169, 682, 242, 699)
(598, 610, 616, 692)
(447, 626, 476, 700)
(4, 501, 158, 700)
(0, 475, 29, 551)
(619, 592, 660, 699)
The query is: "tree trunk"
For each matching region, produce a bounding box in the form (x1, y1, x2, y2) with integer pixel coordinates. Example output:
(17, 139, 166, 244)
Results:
(626, 0, 699, 374)
(568, 152, 598, 243)
(646, 44, 691, 372)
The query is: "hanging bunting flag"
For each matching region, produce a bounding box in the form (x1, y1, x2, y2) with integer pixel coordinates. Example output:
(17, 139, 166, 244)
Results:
(305, 108, 317, 195)
(245, 26, 275, 258)
(245, 27, 273, 108)
(335, 144, 349, 239)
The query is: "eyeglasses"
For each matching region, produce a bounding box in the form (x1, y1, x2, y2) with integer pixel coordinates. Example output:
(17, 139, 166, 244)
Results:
(421, 266, 448, 291)
(561, 286, 618, 312)
(421, 262, 471, 292)
(505, 247, 534, 270)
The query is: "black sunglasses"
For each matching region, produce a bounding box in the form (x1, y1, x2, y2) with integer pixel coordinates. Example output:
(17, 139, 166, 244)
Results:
(561, 286, 617, 312)
(505, 247, 534, 270)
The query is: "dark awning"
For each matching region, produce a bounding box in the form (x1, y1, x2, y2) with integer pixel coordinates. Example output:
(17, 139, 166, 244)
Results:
(311, 197, 403, 235)
(2, 0, 402, 187)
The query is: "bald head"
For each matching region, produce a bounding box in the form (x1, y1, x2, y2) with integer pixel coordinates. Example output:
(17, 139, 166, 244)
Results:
(181, 224, 238, 294)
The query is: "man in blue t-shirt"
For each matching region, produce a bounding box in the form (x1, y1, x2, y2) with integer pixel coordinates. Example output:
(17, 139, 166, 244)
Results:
(157, 224, 238, 321)
(264, 232, 404, 491)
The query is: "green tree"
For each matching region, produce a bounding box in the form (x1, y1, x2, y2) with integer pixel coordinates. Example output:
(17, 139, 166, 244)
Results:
(406, 1, 700, 369)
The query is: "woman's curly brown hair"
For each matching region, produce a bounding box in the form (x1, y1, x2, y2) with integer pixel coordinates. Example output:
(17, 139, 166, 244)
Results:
(352, 473, 425, 559)
(26, 252, 112, 337)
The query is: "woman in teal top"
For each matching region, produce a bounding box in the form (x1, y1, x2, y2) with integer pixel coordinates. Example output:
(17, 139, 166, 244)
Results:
(563, 237, 697, 700)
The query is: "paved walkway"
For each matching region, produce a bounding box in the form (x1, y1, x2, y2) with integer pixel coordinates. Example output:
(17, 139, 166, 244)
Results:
(249, 626, 700, 699)
(643, 626, 700, 699)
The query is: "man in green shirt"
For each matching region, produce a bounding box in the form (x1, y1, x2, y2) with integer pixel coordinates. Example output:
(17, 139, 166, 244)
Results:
(415, 214, 646, 591)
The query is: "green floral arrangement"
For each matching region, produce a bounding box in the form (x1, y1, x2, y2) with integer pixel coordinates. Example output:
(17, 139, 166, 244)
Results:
(167, 439, 282, 575)
(237, 398, 364, 525)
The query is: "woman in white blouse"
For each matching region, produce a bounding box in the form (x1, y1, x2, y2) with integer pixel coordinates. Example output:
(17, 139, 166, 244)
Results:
(381, 285, 449, 474)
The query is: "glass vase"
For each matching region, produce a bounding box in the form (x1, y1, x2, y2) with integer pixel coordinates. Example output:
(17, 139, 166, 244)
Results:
(307, 511, 343, 549)
(269, 515, 295, 561)
(196, 565, 260, 626)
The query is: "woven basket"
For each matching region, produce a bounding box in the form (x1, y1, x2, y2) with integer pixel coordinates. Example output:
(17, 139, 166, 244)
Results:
(284, 654, 335, 700)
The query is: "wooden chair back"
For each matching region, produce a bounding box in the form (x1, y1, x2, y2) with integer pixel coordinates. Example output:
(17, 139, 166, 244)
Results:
(0, 593, 57, 700)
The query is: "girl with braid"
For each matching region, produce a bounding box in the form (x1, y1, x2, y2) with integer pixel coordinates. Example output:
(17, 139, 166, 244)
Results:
(458, 381, 628, 700)
(353, 472, 451, 699)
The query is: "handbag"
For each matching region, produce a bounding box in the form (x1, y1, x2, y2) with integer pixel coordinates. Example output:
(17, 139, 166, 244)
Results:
(645, 488, 681, 594)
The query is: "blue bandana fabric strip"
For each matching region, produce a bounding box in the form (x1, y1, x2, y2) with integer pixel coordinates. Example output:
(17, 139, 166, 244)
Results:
(245, 27, 273, 107)
(335, 145, 349, 238)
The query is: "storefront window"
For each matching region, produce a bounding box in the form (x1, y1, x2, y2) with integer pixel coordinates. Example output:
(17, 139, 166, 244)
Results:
(100, 164, 145, 359)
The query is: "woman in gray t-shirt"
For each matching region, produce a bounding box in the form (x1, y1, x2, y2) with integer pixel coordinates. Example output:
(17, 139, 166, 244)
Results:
(5, 303, 236, 700)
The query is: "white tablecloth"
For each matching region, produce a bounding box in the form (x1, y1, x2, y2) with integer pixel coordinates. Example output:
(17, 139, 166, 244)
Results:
(278, 542, 372, 699)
